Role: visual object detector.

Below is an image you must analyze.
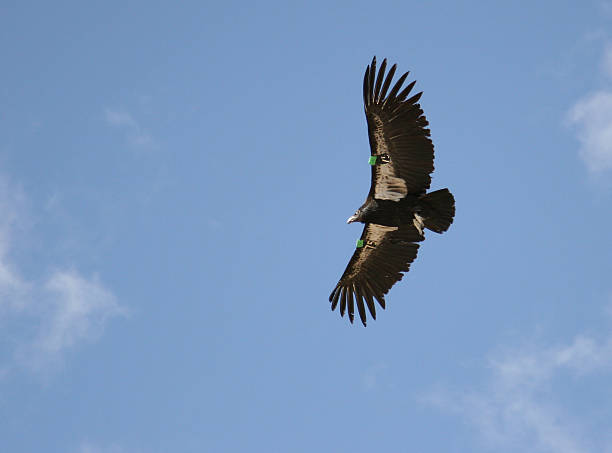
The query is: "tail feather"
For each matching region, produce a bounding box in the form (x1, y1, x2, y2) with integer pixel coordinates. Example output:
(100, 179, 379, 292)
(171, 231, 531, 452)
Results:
(420, 188, 455, 233)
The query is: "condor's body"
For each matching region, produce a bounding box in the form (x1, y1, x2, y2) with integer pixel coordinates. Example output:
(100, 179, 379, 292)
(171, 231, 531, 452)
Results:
(354, 196, 421, 227)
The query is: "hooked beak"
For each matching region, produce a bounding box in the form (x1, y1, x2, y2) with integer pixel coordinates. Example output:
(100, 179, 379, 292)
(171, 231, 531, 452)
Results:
(346, 214, 358, 224)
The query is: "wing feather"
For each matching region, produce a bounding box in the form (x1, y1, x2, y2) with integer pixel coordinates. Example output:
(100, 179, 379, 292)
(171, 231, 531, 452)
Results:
(361, 282, 377, 320)
(379, 64, 397, 102)
(355, 285, 367, 325)
(330, 287, 341, 311)
(368, 57, 377, 103)
(329, 223, 424, 326)
(396, 80, 417, 103)
(365, 278, 386, 309)
(374, 58, 387, 102)
(347, 286, 355, 323)
(383, 72, 409, 107)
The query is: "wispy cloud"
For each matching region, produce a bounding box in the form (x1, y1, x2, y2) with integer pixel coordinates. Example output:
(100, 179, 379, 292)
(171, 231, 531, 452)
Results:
(105, 109, 154, 147)
(18, 270, 127, 370)
(0, 177, 28, 312)
(0, 174, 125, 373)
(423, 315, 612, 453)
(567, 46, 612, 174)
(568, 91, 612, 173)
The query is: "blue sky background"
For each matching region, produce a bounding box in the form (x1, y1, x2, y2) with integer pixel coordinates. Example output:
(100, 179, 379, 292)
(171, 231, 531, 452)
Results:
(2, 1, 612, 452)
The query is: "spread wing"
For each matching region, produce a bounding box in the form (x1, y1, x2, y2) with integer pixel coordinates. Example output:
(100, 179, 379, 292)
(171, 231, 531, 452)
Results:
(364, 57, 434, 200)
(329, 223, 424, 326)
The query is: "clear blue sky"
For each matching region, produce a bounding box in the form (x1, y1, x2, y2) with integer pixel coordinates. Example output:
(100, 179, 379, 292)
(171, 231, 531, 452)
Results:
(2, 1, 612, 452)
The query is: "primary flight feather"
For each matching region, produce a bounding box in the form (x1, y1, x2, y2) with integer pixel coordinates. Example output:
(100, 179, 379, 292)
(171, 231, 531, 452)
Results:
(329, 57, 455, 326)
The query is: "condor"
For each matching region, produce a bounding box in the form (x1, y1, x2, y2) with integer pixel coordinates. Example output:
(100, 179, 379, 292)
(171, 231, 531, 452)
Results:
(329, 57, 455, 326)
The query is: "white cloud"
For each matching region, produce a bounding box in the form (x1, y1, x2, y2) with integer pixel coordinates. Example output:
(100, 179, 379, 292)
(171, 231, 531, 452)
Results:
(424, 325, 612, 453)
(105, 109, 154, 147)
(26, 270, 126, 362)
(567, 44, 612, 174)
(568, 91, 612, 173)
(0, 174, 125, 373)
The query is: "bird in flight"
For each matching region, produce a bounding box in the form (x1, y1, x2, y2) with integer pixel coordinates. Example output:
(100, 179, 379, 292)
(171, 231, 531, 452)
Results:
(329, 57, 455, 326)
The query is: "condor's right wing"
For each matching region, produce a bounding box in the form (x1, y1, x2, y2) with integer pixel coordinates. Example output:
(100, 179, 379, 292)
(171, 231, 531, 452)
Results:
(364, 57, 435, 201)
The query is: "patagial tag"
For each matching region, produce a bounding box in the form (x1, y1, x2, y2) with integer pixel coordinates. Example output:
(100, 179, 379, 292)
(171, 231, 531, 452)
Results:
(356, 239, 364, 248)
(368, 155, 377, 165)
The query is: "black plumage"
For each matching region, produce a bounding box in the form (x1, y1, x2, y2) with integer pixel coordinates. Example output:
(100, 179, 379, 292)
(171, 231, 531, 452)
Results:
(329, 57, 455, 326)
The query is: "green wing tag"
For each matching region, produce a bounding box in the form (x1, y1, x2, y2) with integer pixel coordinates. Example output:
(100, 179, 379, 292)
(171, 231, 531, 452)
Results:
(356, 239, 364, 248)
(368, 155, 377, 165)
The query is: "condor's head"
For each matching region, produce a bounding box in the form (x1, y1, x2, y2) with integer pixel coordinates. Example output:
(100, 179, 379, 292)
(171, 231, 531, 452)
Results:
(347, 202, 374, 224)
(346, 209, 362, 224)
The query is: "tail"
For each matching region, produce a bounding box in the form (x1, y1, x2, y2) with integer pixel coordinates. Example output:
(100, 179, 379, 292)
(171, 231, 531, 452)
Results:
(419, 188, 455, 233)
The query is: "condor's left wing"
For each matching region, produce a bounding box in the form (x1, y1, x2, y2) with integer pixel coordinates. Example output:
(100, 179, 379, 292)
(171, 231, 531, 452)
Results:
(329, 223, 424, 326)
